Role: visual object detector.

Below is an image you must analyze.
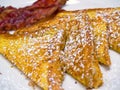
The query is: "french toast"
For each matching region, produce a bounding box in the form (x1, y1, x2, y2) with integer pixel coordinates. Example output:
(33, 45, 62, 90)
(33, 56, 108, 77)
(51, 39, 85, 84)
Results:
(0, 26, 66, 90)
(108, 10, 120, 53)
(19, 8, 119, 54)
(86, 8, 112, 66)
(0, 7, 120, 90)
(108, 20, 120, 53)
(86, 8, 120, 53)
(41, 8, 120, 66)
(61, 12, 102, 88)
(91, 18, 111, 65)
(0, 10, 103, 89)
(15, 7, 120, 52)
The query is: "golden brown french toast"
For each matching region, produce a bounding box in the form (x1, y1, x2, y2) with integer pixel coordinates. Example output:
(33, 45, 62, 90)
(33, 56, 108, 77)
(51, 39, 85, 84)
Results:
(0, 26, 66, 90)
(61, 12, 102, 88)
(22, 8, 119, 54)
(91, 18, 111, 65)
(108, 20, 120, 53)
(108, 10, 120, 53)
(0, 10, 103, 89)
(0, 7, 120, 90)
(86, 7, 120, 53)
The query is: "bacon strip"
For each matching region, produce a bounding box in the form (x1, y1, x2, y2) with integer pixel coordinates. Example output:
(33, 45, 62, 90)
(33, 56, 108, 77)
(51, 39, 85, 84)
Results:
(0, 0, 67, 33)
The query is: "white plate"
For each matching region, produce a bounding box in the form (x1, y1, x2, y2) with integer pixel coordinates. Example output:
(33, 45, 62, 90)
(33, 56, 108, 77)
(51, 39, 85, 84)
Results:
(0, 0, 120, 90)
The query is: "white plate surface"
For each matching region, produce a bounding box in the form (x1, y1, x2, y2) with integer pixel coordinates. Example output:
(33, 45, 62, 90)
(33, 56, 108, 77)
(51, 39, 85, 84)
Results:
(0, 0, 120, 90)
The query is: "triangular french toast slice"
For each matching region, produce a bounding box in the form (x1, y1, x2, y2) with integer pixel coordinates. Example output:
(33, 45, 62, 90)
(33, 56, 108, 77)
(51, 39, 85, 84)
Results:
(86, 8, 112, 66)
(91, 17, 111, 65)
(0, 26, 66, 90)
(61, 12, 103, 88)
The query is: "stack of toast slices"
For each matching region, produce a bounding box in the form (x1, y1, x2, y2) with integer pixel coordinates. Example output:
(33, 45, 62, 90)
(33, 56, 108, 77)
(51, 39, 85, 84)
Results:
(0, 7, 120, 90)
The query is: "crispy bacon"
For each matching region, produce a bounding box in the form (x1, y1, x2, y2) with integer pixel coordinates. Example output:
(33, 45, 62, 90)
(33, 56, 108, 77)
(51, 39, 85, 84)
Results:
(0, 0, 67, 33)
